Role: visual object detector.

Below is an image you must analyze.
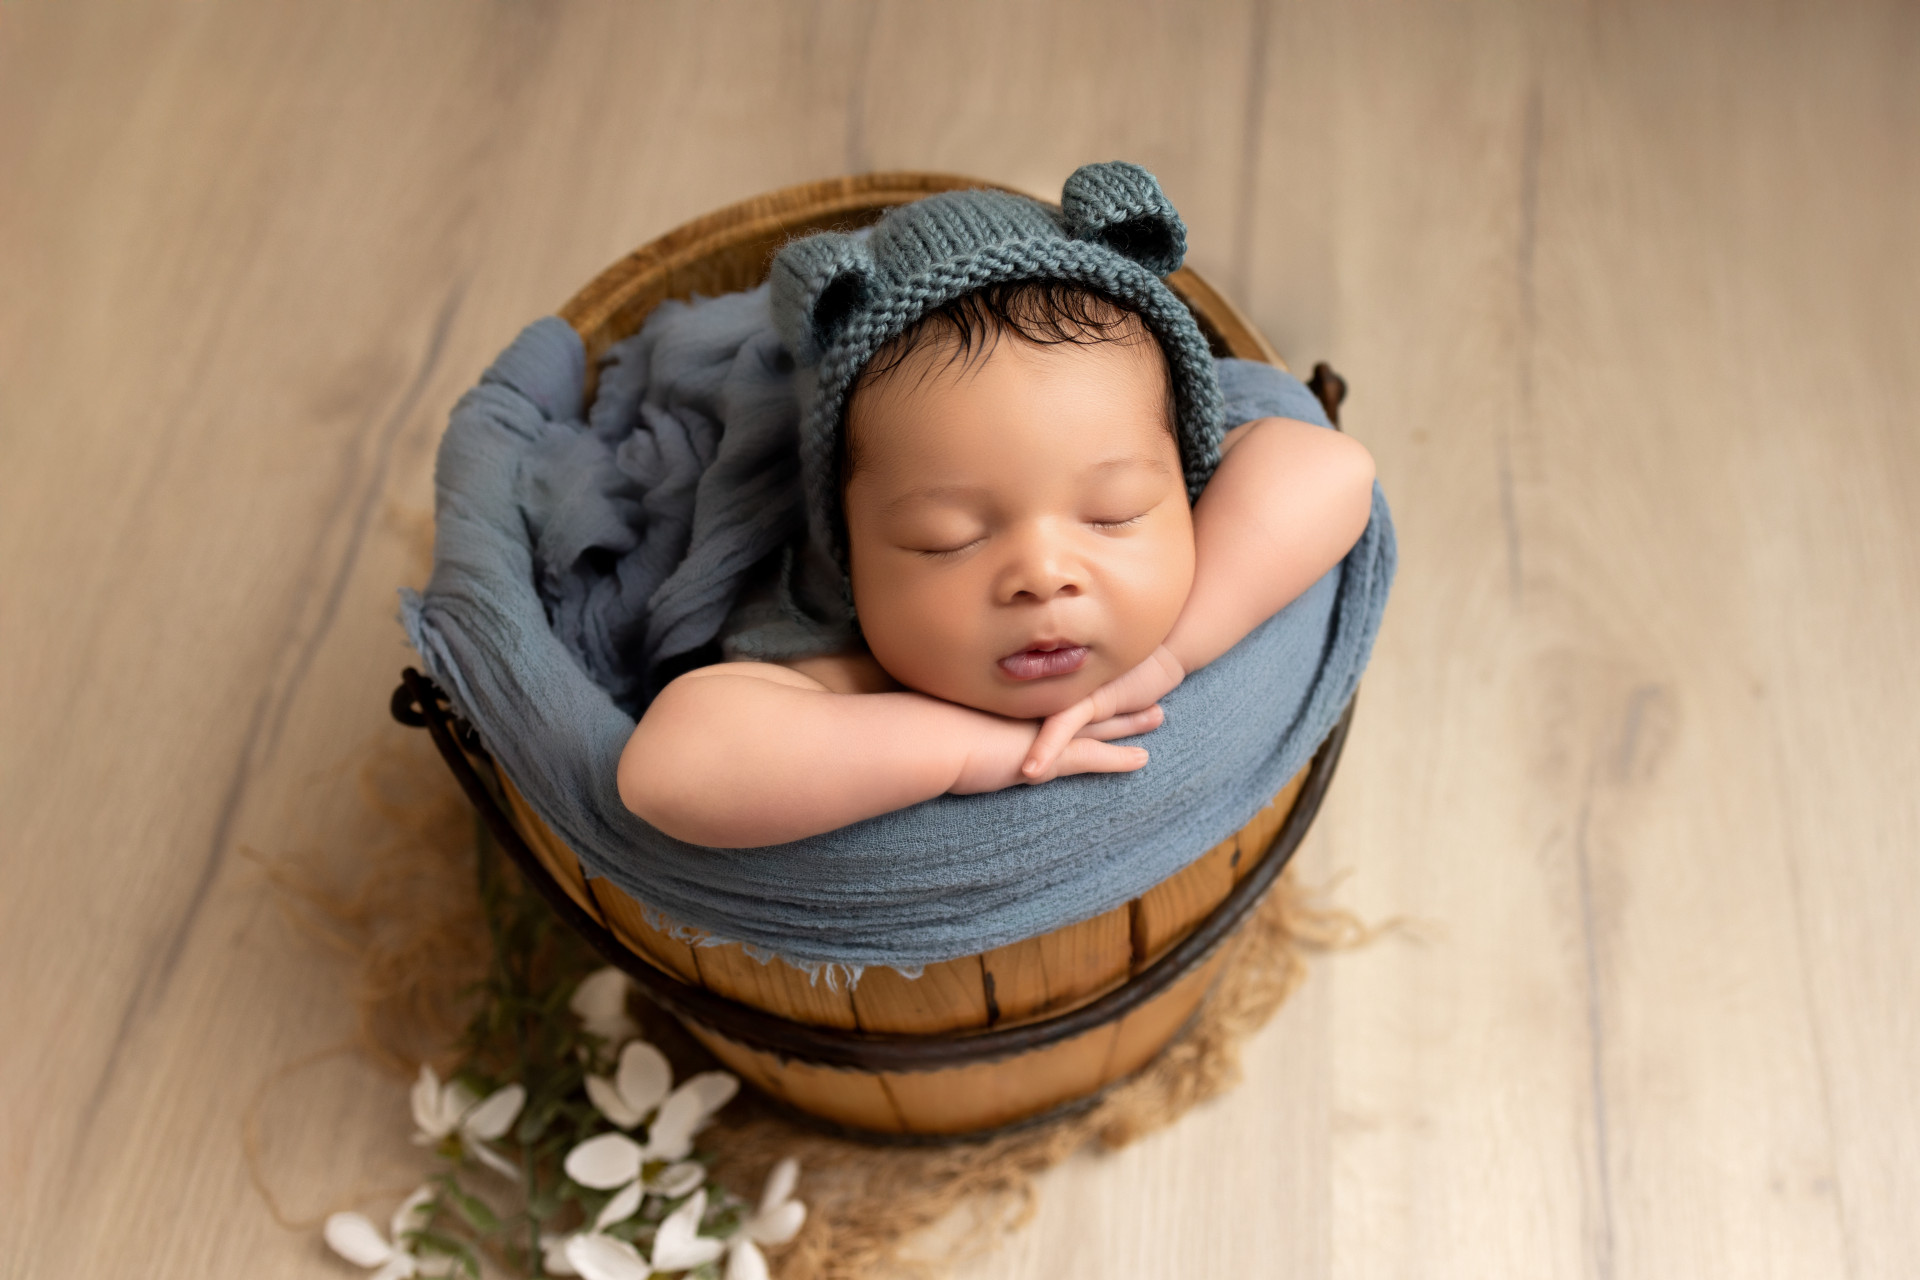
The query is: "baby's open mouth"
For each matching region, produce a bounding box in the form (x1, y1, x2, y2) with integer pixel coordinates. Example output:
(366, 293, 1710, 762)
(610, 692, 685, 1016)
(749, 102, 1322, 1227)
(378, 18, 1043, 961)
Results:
(998, 642, 1089, 681)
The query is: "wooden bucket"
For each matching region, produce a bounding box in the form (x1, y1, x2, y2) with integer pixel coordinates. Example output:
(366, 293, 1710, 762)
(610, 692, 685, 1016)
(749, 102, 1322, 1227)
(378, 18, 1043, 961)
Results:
(397, 173, 1354, 1139)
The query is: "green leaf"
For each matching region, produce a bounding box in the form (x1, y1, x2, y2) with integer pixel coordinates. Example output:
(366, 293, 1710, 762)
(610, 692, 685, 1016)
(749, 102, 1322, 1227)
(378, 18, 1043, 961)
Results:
(413, 1229, 480, 1265)
(446, 1186, 503, 1234)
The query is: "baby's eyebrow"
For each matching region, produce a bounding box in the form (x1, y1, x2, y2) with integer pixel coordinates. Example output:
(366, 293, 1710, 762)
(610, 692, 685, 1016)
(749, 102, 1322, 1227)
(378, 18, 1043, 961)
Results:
(1085, 454, 1174, 475)
(880, 455, 1171, 512)
(883, 483, 993, 513)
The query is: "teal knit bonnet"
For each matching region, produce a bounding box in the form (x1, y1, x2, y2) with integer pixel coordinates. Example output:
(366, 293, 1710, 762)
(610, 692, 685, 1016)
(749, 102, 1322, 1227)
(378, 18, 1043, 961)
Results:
(769, 161, 1228, 576)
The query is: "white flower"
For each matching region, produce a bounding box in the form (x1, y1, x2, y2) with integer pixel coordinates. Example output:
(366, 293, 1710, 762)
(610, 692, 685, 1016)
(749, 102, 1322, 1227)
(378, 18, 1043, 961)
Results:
(642, 1070, 740, 1162)
(410, 1064, 526, 1180)
(570, 967, 639, 1045)
(323, 1185, 452, 1280)
(564, 1189, 724, 1279)
(563, 1136, 707, 1232)
(585, 1041, 673, 1130)
(723, 1158, 807, 1280)
(570, 1062, 734, 1171)
(564, 1061, 734, 1231)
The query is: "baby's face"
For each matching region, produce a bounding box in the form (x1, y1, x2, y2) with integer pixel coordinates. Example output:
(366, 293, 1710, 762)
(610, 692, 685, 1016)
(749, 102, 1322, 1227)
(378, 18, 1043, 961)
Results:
(843, 330, 1195, 720)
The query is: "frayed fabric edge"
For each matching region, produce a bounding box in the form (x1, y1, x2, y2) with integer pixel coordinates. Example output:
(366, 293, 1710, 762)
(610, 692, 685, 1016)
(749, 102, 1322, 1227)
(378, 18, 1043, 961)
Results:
(636, 899, 911, 990)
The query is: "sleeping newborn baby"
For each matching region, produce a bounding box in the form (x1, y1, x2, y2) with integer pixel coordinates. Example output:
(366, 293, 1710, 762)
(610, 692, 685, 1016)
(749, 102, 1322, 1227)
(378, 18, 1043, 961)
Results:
(618, 164, 1375, 847)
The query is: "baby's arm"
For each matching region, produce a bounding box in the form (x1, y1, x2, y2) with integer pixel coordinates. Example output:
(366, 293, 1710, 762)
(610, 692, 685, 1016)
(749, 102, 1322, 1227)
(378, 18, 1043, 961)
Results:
(1023, 416, 1376, 774)
(619, 661, 1162, 848)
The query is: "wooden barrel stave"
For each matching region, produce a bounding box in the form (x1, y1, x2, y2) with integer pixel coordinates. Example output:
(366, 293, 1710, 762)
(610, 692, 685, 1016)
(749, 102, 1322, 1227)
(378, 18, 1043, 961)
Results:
(872, 1024, 1122, 1135)
(499, 773, 605, 925)
(1130, 837, 1238, 970)
(978, 902, 1132, 1026)
(850, 958, 994, 1034)
(695, 944, 861, 1030)
(1100, 949, 1232, 1085)
(587, 882, 702, 983)
(684, 1025, 911, 1135)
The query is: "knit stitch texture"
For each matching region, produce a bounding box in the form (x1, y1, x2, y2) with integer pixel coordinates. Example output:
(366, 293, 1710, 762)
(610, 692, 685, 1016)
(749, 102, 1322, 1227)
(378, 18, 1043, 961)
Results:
(770, 162, 1228, 575)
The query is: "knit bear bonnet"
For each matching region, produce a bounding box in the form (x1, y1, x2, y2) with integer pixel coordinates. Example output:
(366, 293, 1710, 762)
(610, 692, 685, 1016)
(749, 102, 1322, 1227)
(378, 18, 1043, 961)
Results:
(768, 161, 1228, 581)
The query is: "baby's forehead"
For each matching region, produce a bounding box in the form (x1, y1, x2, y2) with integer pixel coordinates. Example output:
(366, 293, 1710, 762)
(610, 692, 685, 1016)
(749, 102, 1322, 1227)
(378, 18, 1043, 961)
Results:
(845, 326, 1176, 471)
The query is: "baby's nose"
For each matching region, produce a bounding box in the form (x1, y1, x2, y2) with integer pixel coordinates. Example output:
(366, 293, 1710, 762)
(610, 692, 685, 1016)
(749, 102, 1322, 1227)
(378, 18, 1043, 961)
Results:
(997, 530, 1086, 604)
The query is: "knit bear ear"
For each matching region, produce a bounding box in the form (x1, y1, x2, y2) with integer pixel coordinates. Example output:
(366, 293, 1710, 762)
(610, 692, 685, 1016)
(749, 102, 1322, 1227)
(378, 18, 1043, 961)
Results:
(1060, 161, 1188, 277)
(770, 231, 876, 366)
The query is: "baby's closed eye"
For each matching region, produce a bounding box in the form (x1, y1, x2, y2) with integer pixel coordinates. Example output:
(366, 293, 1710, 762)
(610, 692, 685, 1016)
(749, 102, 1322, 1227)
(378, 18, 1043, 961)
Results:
(911, 537, 985, 559)
(889, 510, 990, 557)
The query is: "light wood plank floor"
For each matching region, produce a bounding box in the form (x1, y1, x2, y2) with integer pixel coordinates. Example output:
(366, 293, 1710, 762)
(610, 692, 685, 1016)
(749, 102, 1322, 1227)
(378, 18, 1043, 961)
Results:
(3, 3, 1915, 1276)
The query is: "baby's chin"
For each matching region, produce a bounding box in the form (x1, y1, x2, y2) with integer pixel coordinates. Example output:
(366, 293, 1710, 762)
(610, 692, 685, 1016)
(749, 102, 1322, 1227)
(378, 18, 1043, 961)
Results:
(971, 678, 1094, 721)
(868, 634, 1164, 720)
(928, 659, 1119, 722)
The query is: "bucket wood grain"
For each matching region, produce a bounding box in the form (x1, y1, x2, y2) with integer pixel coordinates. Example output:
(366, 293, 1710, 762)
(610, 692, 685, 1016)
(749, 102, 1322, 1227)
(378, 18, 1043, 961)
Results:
(505, 766, 1310, 1135)
(415, 172, 1345, 1138)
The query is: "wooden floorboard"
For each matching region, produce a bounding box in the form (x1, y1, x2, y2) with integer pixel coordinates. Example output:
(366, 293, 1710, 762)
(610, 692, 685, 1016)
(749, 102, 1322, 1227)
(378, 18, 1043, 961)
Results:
(1, 2, 1914, 1276)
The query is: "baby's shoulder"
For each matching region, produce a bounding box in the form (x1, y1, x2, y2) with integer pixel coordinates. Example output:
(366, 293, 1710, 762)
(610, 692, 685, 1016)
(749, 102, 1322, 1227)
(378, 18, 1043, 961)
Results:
(676, 648, 900, 696)
(779, 647, 901, 695)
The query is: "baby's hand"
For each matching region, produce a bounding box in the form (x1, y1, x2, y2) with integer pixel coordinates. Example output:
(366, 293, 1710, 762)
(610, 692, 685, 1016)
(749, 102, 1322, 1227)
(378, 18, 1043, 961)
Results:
(950, 704, 1163, 795)
(1021, 645, 1186, 780)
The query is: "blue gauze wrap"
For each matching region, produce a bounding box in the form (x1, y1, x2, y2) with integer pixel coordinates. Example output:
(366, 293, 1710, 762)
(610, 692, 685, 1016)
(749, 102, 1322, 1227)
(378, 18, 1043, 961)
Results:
(402, 297, 1394, 977)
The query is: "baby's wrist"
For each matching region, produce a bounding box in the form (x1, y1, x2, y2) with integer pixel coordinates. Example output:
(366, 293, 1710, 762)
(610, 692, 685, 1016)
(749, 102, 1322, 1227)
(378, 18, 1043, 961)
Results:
(1152, 643, 1188, 685)
(948, 706, 1030, 794)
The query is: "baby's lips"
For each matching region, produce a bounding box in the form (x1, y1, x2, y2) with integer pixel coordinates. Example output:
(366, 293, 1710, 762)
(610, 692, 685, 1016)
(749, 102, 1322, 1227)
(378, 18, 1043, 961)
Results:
(998, 644, 1090, 680)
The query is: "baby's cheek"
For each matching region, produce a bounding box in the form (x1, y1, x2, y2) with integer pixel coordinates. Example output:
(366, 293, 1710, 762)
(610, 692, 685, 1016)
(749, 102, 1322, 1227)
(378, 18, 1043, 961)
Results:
(1102, 532, 1194, 661)
(855, 576, 972, 687)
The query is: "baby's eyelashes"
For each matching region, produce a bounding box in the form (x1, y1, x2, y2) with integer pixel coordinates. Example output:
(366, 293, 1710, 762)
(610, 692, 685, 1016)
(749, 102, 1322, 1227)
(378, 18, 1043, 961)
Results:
(909, 537, 986, 559)
(906, 513, 1144, 555)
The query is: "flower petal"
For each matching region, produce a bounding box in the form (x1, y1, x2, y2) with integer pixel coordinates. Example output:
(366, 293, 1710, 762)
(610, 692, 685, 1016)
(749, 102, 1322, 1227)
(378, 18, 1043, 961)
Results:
(614, 1040, 672, 1118)
(650, 1188, 725, 1271)
(647, 1160, 706, 1199)
(759, 1157, 799, 1216)
(439, 1080, 479, 1135)
(569, 967, 630, 1022)
(461, 1082, 525, 1140)
(541, 1234, 581, 1277)
(370, 1256, 418, 1280)
(726, 1238, 771, 1280)
(594, 1180, 644, 1232)
(566, 1233, 653, 1280)
(748, 1199, 807, 1246)
(643, 1072, 739, 1161)
(585, 1074, 643, 1130)
(323, 1212, 395, 1268)
(409, 1066, 445, 1138)
(467, 1136, 522, 1181)
(570, 967, 639, 1044)
(389, 1185, 438, 1240)
(564, 1132, 645, 1190)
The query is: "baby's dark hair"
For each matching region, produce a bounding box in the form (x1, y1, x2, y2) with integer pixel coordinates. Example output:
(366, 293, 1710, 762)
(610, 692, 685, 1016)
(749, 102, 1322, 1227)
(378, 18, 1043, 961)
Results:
(842, 279, 1176, 481)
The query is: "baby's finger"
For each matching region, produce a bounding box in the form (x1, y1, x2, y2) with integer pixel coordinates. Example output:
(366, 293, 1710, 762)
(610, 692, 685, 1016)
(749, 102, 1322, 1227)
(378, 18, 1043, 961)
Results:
(1051, 738, 1149, 777)
(1077, 704, 1164, 742)
(1022, 704, 1095, 779)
